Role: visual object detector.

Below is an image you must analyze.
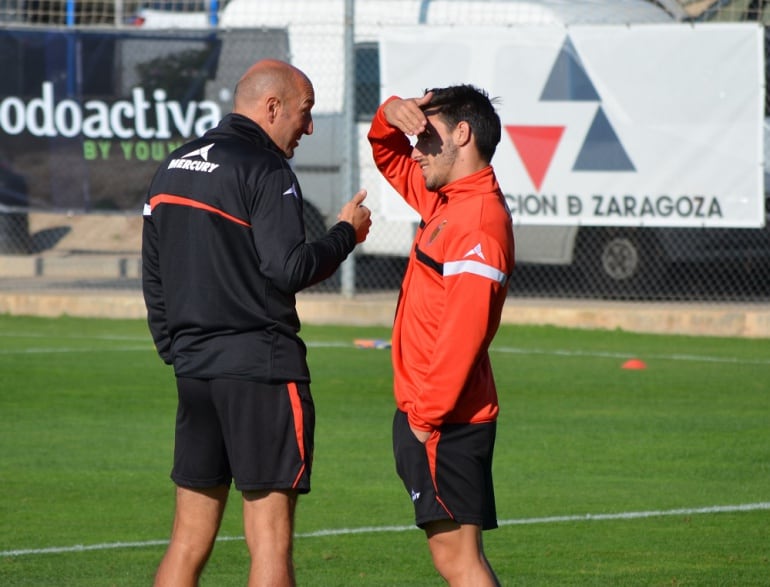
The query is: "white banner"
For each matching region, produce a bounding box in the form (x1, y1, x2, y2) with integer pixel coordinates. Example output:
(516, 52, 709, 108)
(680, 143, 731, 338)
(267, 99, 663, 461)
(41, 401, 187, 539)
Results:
(379, 23, 765, 228)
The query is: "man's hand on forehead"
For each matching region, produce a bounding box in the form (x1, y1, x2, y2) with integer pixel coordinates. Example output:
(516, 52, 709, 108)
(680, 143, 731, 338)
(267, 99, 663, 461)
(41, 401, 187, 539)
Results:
(383, 93, 433, 136)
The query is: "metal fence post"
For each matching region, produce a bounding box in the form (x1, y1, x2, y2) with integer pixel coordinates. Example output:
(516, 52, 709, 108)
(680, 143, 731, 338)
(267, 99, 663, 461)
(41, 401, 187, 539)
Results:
(339, 0, 357, 298)
(209, 0, 219, 26)
(65, 0, 75, 26)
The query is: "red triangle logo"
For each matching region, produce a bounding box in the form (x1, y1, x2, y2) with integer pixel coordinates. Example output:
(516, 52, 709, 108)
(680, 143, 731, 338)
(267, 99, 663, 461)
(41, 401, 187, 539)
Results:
(505, 125, 565, 191)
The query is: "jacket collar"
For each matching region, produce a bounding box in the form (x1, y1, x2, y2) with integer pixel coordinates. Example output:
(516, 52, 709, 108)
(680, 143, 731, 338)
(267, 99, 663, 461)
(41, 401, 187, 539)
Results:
(213, 113, 285, 157)
(438, 166, 500, 201)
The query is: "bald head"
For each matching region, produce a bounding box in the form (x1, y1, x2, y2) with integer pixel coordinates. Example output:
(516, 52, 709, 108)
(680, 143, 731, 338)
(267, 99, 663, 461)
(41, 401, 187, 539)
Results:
(234, 59, 309, 117)
(233, 59, 315, 158)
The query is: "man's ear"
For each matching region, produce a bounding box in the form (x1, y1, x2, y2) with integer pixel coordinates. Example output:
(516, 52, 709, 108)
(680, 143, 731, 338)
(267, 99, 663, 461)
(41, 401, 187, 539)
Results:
(266, 97, 280, 123)
(454, 121, 472, 147)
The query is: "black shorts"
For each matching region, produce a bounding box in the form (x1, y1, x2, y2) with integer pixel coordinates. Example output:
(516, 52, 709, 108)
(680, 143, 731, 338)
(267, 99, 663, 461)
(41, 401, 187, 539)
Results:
(392, 409, 498, 530)
(172, 377, 314, 493)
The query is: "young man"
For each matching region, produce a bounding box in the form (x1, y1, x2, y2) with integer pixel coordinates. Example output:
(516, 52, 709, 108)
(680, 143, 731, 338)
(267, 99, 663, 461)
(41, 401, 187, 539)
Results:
(142, 59, 371, 587)
(368, 86, 515, 586)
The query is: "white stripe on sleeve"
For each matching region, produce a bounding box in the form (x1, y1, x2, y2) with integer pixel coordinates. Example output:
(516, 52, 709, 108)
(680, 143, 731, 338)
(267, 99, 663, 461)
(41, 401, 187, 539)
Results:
(443, 259, 507, 284)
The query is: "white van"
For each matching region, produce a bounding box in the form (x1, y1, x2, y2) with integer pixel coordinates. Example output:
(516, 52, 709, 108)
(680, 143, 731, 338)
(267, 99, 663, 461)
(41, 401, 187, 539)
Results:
(140, 0, 689, 289)
(213, 0, 685, 288)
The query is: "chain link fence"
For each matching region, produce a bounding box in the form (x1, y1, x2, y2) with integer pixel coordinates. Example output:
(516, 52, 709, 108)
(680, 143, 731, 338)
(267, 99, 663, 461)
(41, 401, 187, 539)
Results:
(0, 0, 768, 304)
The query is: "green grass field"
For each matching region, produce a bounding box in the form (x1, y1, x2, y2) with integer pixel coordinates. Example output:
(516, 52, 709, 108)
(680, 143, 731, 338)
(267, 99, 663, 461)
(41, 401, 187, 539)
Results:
(1, 313, 768, 586)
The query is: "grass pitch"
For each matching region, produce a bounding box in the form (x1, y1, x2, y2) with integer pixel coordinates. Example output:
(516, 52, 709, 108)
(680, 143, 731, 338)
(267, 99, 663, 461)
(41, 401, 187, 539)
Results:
(0, 314, 768, 585)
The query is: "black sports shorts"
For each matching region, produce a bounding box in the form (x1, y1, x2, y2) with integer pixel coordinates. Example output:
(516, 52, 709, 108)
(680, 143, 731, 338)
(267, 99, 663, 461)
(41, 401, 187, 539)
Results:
(392, 409, 498, 530)
(171, 377, 314, 493)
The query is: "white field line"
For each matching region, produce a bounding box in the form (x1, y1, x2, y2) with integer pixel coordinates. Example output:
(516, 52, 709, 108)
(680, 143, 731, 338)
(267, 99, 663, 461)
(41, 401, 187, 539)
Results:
(0, 346, 151, 354)
(0, 332, 152, 354)
(300, 341, 770, 367)
(490, 345, 770, 366)
(1, 330, 769, 366)
(1, 338, 769, 366)
(0, 332, 149, 341)
(2, 502, 769, 558)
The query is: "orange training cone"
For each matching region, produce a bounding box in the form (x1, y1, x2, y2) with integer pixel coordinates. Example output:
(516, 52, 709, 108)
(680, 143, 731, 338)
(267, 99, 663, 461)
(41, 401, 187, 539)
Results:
(622, 358, 647, 370)
(354, 339, 392, 349)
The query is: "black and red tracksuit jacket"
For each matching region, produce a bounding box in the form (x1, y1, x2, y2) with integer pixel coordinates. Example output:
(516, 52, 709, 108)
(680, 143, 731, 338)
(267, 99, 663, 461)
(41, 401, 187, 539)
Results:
(142, 113, 356, 382)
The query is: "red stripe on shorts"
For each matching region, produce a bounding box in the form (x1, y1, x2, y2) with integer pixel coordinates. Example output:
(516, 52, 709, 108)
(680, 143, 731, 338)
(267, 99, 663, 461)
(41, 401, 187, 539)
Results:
(287, 382, 306, 488)
(425, 431, 454, 520)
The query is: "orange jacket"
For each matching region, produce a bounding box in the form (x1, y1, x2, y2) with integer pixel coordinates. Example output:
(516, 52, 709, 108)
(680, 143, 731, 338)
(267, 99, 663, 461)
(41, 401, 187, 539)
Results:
(368, 98, 516, 431)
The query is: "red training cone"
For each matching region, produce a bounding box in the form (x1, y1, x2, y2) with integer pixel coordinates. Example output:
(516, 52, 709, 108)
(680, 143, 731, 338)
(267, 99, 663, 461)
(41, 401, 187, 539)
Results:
(622, 358, 647, 370)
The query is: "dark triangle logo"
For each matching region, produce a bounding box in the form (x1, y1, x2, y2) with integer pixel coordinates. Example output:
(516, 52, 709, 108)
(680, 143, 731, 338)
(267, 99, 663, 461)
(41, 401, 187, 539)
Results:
(505, 125, 565, 191)
(540, 38, 599, 101)
(573, 106, 635, 171)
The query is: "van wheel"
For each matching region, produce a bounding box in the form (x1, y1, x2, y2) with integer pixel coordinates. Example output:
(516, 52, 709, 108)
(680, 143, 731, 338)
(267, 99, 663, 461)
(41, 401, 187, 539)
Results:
(576, 228, 665, 295)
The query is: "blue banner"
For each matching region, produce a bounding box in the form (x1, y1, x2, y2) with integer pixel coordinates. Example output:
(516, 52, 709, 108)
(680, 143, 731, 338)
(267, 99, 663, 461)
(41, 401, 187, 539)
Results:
(0, 27, 288, 212)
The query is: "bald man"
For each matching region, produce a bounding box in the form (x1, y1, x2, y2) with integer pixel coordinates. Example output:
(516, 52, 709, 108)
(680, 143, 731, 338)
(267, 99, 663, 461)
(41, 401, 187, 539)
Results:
(142, 59, 371, 587)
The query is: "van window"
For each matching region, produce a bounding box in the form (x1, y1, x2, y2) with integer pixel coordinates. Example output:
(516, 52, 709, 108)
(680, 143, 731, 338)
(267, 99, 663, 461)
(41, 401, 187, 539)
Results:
(355, 43, 380, 120)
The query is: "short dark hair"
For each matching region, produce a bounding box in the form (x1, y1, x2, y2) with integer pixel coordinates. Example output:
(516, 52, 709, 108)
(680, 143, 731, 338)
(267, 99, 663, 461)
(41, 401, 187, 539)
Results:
(422, 85, 501, 162)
